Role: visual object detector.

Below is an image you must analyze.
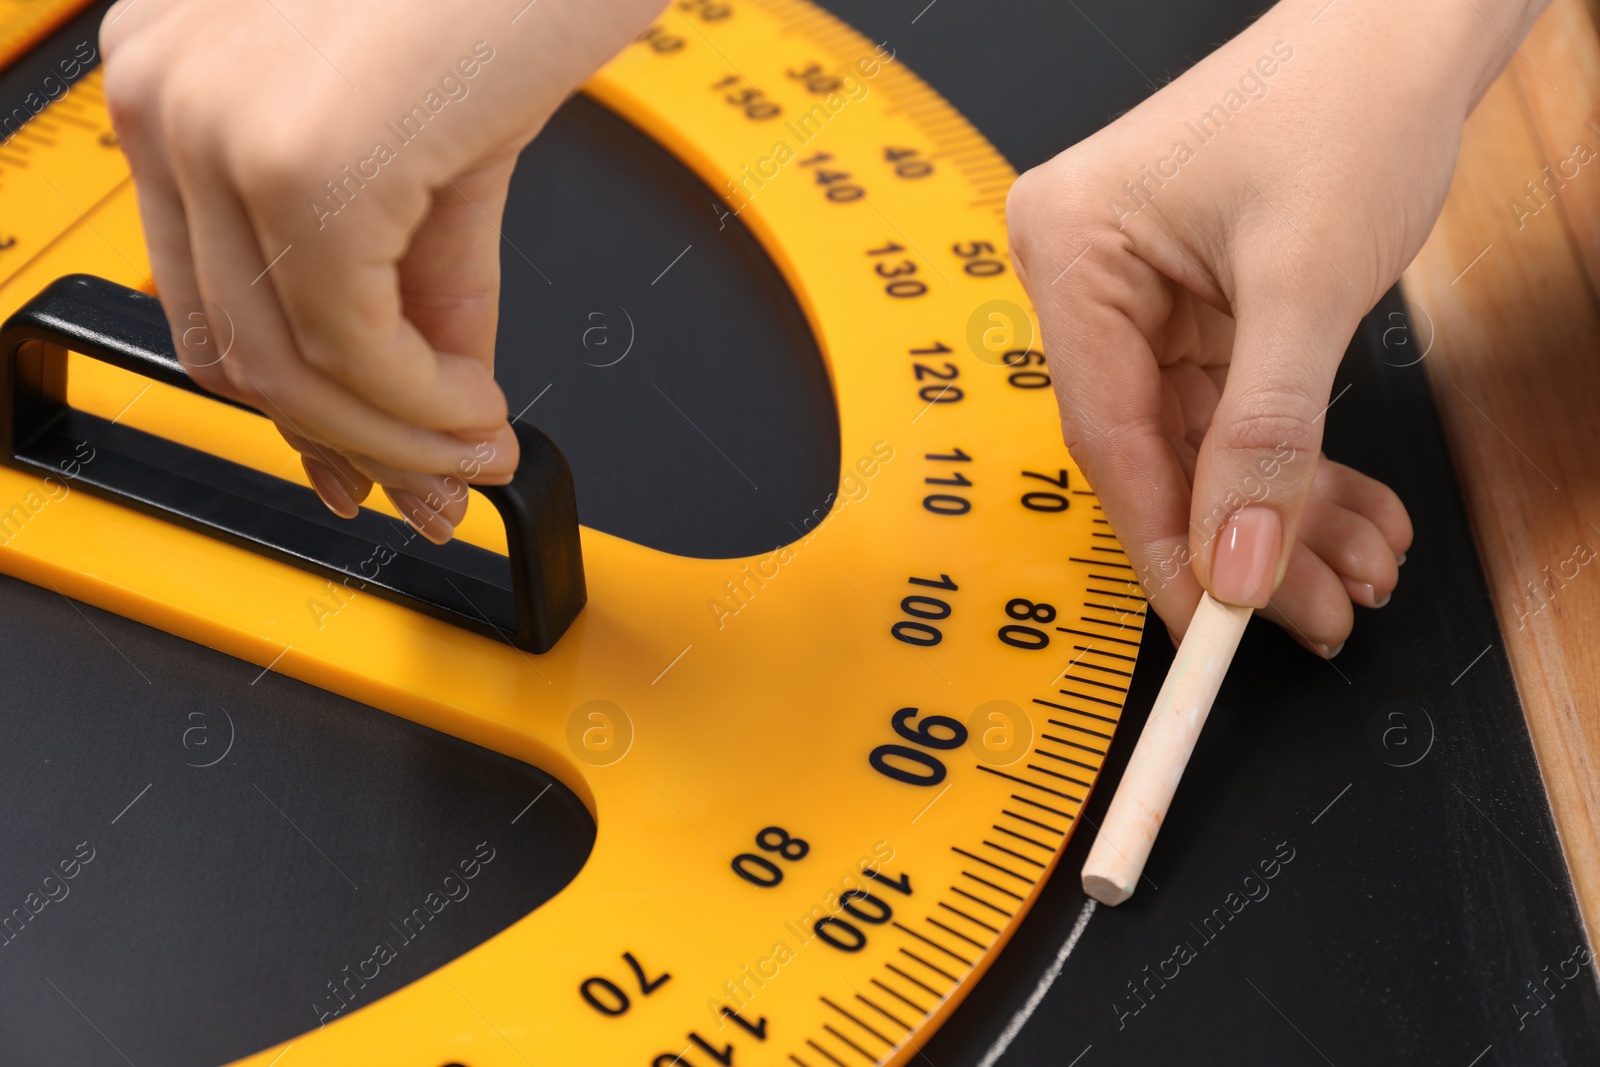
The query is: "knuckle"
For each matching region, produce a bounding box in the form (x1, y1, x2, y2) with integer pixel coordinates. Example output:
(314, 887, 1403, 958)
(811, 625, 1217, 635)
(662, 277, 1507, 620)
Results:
(1214, 399, 1321, 460)
(297, 313, 397, 386)
(1006, 155, 1112, 275)
(1004, 168, 1052, 263)
(100, 43, 161, 138)
(227, 124, 332, 211)
(219, 353, 265, 399)
(232, 145, 313, 208)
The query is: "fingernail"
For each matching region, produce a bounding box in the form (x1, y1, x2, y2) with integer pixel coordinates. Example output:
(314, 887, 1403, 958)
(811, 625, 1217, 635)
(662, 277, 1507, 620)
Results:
(1210, 506, 1280, 608)
(1318, 642, 1345, 659)
(1342, 579, 1390, 609)
(465, 426, 519, 480)
(389, 490, 454, 546)
(303, 457, 359, 519)
(1397, 552, 1407, 566)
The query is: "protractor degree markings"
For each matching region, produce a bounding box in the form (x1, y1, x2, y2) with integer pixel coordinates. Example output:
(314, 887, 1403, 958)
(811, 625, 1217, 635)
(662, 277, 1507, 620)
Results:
(1056, 684, 1125, 712)
(923, 137, 1002, 158)
(820, 1022, 882, 1062)
(851, 988, 913, 1031)
(990, 822, 1057, 851)
(1083, 585, 1141, 606)
(1084, 587, 1147, 608)
(1069, 556, 1132, 570)
(950, 885, 1014, 919)
(1022, 761, 1091, 791)
(798, 934, 969, 1066)
(1039, 731, 1108, 757)
(1035, 697, 1119, 726)
(999, 808, 1067, 836)
(1057, 625, 1140, 648)
(920, 915, 990, 952)
(938, 899, 1002, 934)
(1067, 655, 1135, 678)
(1062, 671, 1131, 693)
(926, 135, 989, 155)
(975, 763, 1085, 803)
(1005, 791, 1079, 822)
(951, 846, 1038, 888)
(927, 138, 989, 158)
(1071, 637, 1140, 658)
(1077, 615, 1144, 634)
(896, 945, 959, 984)
(821, 995, 897, 1046)
(893, 920, 976, 967)
(797, 865, 1056, 1066)
(1027, 746, 1100, 775)
(1030, 739, 1107, 771)
(877, 968, 934, 1009)
(976, 838, 1047, 871)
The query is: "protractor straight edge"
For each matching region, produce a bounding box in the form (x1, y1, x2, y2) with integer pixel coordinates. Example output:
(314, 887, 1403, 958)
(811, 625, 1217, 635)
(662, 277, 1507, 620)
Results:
(0, 1, 1147, 1066)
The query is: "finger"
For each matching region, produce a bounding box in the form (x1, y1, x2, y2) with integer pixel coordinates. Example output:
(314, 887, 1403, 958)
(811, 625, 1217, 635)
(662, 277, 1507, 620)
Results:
(302, 456, 362, 518)
(346, 452, 474, 531)
(1311, 460, 1413, 562)
(1295, 497, 1400, 609)
(284, 429, 466, 544)
(1189, 289, 1352, 609)
(1255, 540, 1355, 657)
(131, 143, 242, 396)
(281, 422, 475, 541)
(383, 158, 521, 538)
(278, 426, 373, 518)
(382, 484, 457, 546)
(232, 143, 510, 434)
(102, 33, 247, 402)
(168, 143, 517, 478)
(1026, 235, 1208, 637)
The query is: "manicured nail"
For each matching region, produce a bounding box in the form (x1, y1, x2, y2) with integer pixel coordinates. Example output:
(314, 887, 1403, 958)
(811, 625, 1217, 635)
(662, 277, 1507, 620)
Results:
(1211, 506, 1280, 608)
(389, 490, 454, 546)
(1318, 642, 1345, 659)
(461, 424, 519, 481)
(303, 457, 359, 519)
(1342, 579, 1390, 609)
(1397, 552, 1407, 566)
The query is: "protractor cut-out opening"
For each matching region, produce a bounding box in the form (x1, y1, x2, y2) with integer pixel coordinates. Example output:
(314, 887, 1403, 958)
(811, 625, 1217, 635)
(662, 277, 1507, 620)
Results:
(496, 93, 842, 560)
(0, 575, 594, 1067)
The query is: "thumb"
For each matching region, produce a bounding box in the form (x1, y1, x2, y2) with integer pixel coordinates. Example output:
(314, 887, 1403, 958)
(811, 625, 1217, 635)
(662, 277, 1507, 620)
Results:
(1189, 295, 1348, 608)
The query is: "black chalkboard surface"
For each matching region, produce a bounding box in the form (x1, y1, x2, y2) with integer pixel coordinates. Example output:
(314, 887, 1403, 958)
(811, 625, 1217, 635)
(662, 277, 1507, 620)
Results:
(1, 0, 1595, 1064)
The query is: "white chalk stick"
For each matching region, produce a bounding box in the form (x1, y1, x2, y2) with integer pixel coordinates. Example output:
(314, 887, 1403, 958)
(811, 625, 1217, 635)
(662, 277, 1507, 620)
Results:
(1081, 592, 1252, 906)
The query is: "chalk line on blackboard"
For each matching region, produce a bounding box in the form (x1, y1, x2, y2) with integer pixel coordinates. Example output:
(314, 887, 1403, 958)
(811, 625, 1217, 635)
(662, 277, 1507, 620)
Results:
(976, 897, 1098, 1067)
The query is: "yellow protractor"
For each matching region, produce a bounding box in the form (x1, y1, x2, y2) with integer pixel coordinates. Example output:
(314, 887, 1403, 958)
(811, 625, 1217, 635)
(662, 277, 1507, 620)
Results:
(0, 1, 1147, 1065)
(0, 0, 84, 73)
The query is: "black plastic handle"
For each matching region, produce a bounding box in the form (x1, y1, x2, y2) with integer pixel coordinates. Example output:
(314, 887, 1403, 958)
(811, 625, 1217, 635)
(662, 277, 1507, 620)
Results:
(0, 274, 585, 653)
